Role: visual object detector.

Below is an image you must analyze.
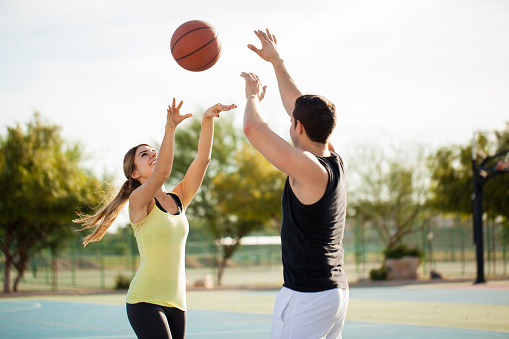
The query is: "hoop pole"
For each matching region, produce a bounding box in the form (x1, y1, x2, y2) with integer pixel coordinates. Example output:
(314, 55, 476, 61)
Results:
(472, 158, 486, 284)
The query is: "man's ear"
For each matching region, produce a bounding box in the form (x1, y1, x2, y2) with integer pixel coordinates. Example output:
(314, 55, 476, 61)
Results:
(296, 120, 305, 136)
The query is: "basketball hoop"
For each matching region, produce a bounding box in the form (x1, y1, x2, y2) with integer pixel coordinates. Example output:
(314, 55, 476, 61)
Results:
(471, 135, 509, 284)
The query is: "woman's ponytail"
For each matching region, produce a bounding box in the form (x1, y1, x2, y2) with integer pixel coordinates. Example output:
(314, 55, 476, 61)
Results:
(73, 144, 147, 246)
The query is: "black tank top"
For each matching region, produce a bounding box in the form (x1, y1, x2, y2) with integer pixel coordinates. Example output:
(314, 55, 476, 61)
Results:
(281, 152, 348, 292)
(154, 192, 183, 215)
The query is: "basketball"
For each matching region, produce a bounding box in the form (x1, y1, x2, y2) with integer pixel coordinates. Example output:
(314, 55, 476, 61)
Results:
(170, 20, 222, 72)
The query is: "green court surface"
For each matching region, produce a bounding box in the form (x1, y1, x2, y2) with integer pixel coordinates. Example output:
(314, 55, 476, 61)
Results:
(0, 280, 508, 338)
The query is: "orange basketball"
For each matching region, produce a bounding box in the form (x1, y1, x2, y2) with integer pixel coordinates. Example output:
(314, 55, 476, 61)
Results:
(170, 20, 222, 72)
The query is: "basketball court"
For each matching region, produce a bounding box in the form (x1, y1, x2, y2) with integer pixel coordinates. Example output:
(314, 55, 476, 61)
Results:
(1, 280, 508, 338)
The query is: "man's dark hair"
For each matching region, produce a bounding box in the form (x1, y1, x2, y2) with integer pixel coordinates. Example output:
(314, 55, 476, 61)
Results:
(293, 94, 336, 144)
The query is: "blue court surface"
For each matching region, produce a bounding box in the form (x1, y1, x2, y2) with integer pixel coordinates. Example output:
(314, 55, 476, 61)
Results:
(0, 281, 508, 338)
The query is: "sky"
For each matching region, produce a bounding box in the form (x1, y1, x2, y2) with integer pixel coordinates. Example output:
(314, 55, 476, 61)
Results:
(1, 0, 508, 183)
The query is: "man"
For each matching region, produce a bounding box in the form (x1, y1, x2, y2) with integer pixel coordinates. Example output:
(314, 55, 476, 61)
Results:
(241, 29, 349, 339)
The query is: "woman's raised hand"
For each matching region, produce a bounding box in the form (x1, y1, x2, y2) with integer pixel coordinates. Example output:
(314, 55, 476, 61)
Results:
(204, 103, 237, 119)
(167, 98, 193, 127)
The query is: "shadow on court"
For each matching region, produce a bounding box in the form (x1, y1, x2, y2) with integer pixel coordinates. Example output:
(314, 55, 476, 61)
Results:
(0, 280, 508, 338)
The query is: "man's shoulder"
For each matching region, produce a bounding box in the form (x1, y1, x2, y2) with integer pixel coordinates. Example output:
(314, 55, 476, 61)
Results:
(287, 152, 330, 205)
(318, 152, 343, 170)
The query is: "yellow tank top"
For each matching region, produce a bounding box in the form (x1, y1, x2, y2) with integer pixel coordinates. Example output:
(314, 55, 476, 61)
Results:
(126, 198, 189, 311)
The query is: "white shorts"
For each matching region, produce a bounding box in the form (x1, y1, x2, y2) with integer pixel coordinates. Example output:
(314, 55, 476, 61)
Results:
(271, 287, 349, 339)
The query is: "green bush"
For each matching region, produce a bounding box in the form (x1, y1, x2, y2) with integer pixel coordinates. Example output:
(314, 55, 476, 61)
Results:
(383, 244, 422, 260)
(369, 244, 422, 281)
(114, 273, 131, 289)
(369, 266, 387, 281)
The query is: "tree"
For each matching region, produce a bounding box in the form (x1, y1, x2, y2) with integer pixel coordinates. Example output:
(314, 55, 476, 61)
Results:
(169, 114, 285, 285)
(427, 145, 473, 216)
(428, 127, 509, 241)
(211, 144, 285, 284)
(170, 114, 242, 231)
(90, 222, 133, 255)
(0, 114, 106, 292)
(347, 143, 430, 251)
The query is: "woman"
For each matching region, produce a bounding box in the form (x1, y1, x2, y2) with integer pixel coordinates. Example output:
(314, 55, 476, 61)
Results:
(74, 98, 236, 338)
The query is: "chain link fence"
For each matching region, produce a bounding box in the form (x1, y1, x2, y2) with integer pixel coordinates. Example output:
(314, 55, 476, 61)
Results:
(2, 217, 507, 292)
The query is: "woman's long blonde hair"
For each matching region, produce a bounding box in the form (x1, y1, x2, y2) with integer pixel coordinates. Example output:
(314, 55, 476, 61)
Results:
(73, 144, 150, 246)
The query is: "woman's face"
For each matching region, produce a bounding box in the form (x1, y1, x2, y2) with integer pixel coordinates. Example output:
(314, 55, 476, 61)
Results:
(131, 145, 158, 182)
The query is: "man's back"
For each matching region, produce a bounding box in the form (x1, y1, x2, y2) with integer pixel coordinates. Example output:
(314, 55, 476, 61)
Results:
(281, 152, 348, 292)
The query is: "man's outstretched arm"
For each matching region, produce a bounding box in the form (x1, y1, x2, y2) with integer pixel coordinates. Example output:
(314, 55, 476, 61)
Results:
(241, 72, 326, 189)
(248, 29, 302, 117)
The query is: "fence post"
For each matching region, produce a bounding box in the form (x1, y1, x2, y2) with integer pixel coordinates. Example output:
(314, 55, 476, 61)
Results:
(71, 241, 77, 287)
(131, 232, 137, 277)
(503, 242, 507, 276)
(422, 222, 428, 277)
(212, 240, 218, 286)
(491, 220, 497, 275)
(486, 220, 491, 277)
(354, 219, 361, 275)
(51, 246, 58, 292)
(450, 227, 455, 261)
(461, 225, 466, 275)
(100, 240, 105, 289)
(44, 248, 50, 285)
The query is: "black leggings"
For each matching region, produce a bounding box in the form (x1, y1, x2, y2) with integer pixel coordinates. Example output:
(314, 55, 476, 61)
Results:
(126, 302, 186, 339)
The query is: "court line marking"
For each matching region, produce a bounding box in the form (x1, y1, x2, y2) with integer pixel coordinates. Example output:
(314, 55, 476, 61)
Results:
(39, 336, 135, 339)
(35, 328, 270, 338)
(0, 301, 42, 313)
(187, 329, 270, 335)
(189, 307, 272, 316)
(0, 316, 133, 335)
(346, 318, 509, 334)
